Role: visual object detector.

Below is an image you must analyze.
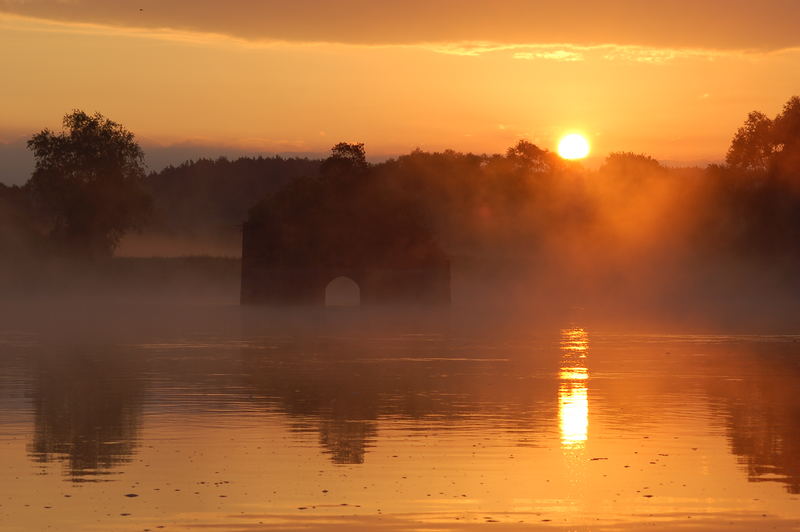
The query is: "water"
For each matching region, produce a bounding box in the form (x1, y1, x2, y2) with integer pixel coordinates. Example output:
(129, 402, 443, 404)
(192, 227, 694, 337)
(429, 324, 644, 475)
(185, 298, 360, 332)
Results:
(1, 306, 800, 531)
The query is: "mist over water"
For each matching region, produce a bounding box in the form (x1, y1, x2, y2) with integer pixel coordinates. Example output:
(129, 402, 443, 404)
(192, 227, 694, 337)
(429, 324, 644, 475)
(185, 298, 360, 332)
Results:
(3, 98, 800, 530)
(8, 140, 800, 332)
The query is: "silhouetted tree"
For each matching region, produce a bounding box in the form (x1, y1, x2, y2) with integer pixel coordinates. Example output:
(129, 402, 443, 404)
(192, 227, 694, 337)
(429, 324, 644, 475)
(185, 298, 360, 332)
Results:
(600, 152, 663, 177)
(27, 110, 151, 258)
(599, 152, 667, 194)
(320, 142, 368, 184)
(726, 96, 800, 180)
(692, 97, 800, 258)
(726, 111, 775, 173)
(772, 96, 800, 178)
(246, 142, 441, 268)
(328, 142, 367, 168)
(505, 139, 563, 174)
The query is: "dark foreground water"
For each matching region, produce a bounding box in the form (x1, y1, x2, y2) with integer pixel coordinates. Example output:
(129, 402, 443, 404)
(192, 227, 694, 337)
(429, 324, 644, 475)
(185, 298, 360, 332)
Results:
(1, 305, 800, 531)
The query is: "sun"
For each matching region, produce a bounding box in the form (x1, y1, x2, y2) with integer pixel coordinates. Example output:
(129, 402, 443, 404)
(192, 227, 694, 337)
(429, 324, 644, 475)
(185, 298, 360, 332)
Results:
(557, 133, 591, 160)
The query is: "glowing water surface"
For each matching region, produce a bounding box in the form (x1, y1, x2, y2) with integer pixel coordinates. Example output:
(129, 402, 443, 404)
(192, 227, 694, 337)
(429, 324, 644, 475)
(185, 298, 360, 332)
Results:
(559, 328, 589, 449)
(1, 310, 800, 531)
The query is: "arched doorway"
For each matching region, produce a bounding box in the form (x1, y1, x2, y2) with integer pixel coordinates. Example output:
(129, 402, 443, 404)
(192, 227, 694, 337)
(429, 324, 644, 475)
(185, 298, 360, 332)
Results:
(325, 276, 360, 307)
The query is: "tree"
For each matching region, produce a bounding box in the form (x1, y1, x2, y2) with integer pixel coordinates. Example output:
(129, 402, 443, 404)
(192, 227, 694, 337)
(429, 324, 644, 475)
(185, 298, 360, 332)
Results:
(725, 96, 800, 177)
(772, 96, 800, 176)
(599, 152, 665, 181)
(726, 111, 775, 172)
(27, 110, 151, 258)
(505, 139, 562, 174)
(328, 142, 367, 167)
(320, 142, 369, 184)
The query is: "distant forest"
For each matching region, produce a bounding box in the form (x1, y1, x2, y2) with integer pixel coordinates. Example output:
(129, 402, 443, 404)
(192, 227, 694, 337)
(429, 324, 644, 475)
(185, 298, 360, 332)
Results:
(3, 97, 800, 277)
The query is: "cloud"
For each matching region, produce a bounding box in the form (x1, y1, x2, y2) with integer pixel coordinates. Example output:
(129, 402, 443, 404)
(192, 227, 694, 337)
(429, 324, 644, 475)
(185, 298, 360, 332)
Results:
(424, 42, 586, 61)
(3, 3, 800, 68)
(433, 42, 732, 63)
(2, 0, 800, 52)
(513, 50, 584, 62)
(2, 11, 779, 67)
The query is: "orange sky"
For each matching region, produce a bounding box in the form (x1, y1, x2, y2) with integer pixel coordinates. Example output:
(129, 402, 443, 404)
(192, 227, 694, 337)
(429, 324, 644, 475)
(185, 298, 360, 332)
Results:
(2, 1, 800, 183)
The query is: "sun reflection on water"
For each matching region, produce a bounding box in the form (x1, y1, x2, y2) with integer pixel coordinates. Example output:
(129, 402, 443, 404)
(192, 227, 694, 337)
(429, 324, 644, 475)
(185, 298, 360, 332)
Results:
(559, 328, 589, 449)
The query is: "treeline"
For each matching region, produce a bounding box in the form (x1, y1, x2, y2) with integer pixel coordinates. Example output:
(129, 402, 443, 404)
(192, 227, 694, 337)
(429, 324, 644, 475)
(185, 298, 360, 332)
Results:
(146, 156, 320, 238)
(3, 98, 800, 275)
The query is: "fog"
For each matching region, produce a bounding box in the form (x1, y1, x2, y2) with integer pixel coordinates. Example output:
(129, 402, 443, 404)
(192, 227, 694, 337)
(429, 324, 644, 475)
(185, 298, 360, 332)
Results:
(3, 101, 800, 335)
